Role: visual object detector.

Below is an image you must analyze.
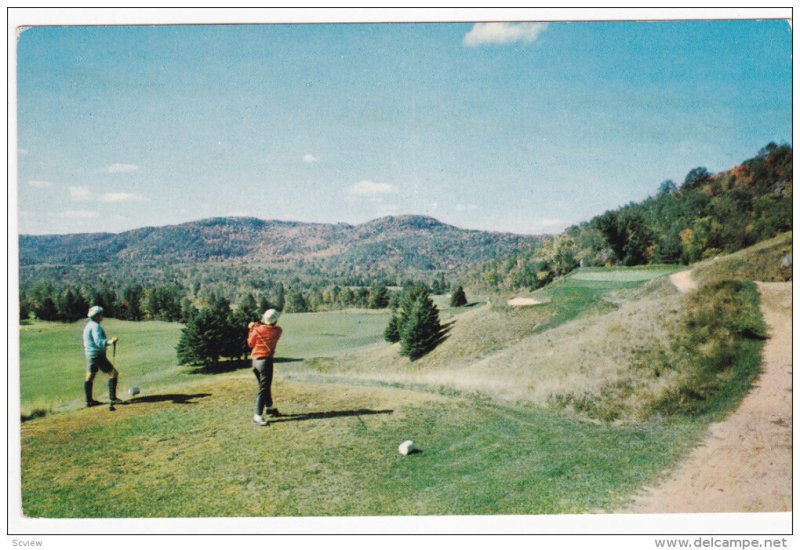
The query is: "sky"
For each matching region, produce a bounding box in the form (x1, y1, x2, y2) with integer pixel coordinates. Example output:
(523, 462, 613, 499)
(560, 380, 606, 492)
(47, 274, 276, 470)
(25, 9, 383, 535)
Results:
(15, 18, 792, 236)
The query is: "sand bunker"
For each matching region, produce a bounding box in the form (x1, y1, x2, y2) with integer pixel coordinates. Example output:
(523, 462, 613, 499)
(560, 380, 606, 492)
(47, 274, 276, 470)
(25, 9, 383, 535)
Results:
(506, 297, 543, 307)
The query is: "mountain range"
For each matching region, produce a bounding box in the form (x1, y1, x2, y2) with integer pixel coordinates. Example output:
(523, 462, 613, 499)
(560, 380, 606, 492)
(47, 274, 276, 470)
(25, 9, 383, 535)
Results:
(20, 215, 546, 275)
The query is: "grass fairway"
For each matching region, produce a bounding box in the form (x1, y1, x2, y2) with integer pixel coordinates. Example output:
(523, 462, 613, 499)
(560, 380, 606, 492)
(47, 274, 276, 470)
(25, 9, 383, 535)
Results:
(530, 266, 679, 333)
(278, 309, 390, 358)
(569, 266, 679, 282)
(18, 310, 391, 416)
(19, 319, 186, 415)
(20, 376, 703, 517)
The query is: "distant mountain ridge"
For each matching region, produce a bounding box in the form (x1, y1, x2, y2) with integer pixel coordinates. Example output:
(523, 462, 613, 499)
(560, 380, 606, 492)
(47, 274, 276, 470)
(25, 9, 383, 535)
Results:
(20, 215, 546, 275)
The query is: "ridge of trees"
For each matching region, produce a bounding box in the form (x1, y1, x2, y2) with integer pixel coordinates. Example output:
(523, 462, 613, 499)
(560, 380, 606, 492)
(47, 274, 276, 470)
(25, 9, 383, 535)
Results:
(471, 143, 792, 291)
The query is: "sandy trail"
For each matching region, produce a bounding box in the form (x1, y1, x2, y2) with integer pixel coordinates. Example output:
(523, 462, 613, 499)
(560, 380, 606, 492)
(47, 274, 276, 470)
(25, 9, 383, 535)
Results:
(626, 281, 792, 513)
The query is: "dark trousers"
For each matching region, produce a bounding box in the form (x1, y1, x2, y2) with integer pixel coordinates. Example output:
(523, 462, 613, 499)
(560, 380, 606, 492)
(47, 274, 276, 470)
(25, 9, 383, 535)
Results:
(252, 357, 274, 416)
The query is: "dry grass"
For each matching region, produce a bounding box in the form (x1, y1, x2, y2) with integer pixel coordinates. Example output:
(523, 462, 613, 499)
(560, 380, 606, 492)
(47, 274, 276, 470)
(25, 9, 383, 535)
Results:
(290, 274, 688, 423)
(693, 231, 792, 284)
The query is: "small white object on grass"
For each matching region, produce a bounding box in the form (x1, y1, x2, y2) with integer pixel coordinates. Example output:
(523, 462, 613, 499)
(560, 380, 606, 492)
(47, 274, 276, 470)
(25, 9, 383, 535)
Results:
(129, 386, 141, 397)
(398, 440, 415, 456)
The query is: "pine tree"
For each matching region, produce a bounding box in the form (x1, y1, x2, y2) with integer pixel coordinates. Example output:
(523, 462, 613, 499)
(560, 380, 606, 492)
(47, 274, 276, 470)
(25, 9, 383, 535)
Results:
(399, 292, 442, 360)
(368, 284, 390, 309)
(449, 285, 468, 307)
(384, 309, 401, 343)
(238, 293, 259, 324)
(176, 308, 222, 366)
(35, 296, 58, 321)
(120, 284, 145, 321)
(274, 283, 286, 311)
(285, 290, 308, 313)
(257, 296, 273, 317)
(19, 292, 31, 321)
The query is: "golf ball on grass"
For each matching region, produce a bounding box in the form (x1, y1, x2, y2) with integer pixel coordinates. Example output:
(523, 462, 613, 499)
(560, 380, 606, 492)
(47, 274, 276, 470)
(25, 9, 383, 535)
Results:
(398, 440, 415, 455)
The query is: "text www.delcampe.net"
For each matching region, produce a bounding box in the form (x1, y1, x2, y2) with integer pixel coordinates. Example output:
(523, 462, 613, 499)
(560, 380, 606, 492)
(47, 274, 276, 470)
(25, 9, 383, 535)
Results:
(655, 538, 789, 549)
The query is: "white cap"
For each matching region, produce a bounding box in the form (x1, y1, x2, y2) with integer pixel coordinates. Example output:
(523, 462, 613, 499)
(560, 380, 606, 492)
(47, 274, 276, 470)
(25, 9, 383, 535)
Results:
(262, 309, 280, 325)
(88, 305, 104, 319)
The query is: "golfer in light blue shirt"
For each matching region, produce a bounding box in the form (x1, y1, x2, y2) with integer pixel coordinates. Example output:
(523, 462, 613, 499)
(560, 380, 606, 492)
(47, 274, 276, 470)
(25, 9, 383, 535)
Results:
(83, 306, 121, 408)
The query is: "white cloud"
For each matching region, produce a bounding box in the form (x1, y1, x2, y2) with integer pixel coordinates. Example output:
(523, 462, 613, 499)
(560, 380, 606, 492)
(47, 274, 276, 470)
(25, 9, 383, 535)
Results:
(463, 22, 548, 47)
(346, 180, 398, 196)
(456, 203, 479, 212)
(64, 210, 99, 218)
(99, 192, 144, 203)
(104, 163, 139, 173)
(27, 180, 53, 188)
(69, 186, 92, 201)
(18, 148, 29, 156)
(303, 153, 319, 164)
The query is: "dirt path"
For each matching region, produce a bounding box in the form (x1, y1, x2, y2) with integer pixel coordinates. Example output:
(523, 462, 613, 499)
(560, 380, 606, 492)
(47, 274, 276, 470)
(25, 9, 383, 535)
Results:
(669, 269, 698, 293)
(627, 281, 792, 513)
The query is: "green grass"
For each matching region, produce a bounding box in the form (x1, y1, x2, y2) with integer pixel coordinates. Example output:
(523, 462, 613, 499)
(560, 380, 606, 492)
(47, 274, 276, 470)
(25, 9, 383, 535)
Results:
(16, 263, 767, 517)
(531, 267, 677, 333)
(570, 266, 679, 282)
(19, 319, 186, 414)
(278, 309, 391, 358)
(20, 378, 705, 517)
(19, 310, 391, 415)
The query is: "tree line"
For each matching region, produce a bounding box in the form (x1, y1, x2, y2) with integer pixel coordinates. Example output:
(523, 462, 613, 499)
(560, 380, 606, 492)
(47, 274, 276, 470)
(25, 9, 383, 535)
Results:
(472, 143, 792, 292)
(20, 271, 461, 322)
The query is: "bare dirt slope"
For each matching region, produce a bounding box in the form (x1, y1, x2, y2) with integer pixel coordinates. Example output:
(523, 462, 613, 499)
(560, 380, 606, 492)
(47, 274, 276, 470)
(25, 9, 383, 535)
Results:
(627, 281, 792, 513)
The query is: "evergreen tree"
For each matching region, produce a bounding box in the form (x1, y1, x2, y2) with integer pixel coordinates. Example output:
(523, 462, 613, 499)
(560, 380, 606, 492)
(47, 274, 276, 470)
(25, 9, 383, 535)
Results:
(176, 295, 242, 366)
(176, 308, 225, 366)
(257, 296, 272, 317)
(228, 300, 253, 360)
(59, 287, 89, 322)
(91, 285, 118, 318)
(399, 292, 442, 360)
(449, 285, 468, 307)
(384, 309, 401, 343)
(120, 284, 145, 321)
(285, 290, 309, 313)
(367, 284, 390, 309)
(179, 298, 197, 324)
(19, 292, 31, 321)
(274, 283, 286, 311)
(35, 295, 59, 321)
(238, 293, 259, 324)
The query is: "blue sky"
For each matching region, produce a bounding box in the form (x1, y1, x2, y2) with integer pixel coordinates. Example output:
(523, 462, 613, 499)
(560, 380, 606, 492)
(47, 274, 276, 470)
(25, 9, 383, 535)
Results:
(16, 19, 792, 235)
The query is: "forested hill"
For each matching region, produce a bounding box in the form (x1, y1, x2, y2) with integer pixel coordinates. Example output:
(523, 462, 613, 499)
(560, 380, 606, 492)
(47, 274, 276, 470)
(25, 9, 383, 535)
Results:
(20, 214, 545, 274)
(473, 143, 792, 291)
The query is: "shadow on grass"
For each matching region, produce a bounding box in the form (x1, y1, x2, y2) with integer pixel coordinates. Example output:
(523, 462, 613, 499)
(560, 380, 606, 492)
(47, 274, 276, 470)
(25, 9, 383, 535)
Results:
(188, 357, 303, 375)
(269, 408, 393, 424)
(21, 410, 48, 423)
(122, 393, 212, 405)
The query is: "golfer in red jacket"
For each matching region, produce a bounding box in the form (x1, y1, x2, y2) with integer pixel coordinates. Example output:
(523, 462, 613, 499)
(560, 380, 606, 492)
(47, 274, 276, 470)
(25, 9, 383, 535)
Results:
(247, 309, 283, 426)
